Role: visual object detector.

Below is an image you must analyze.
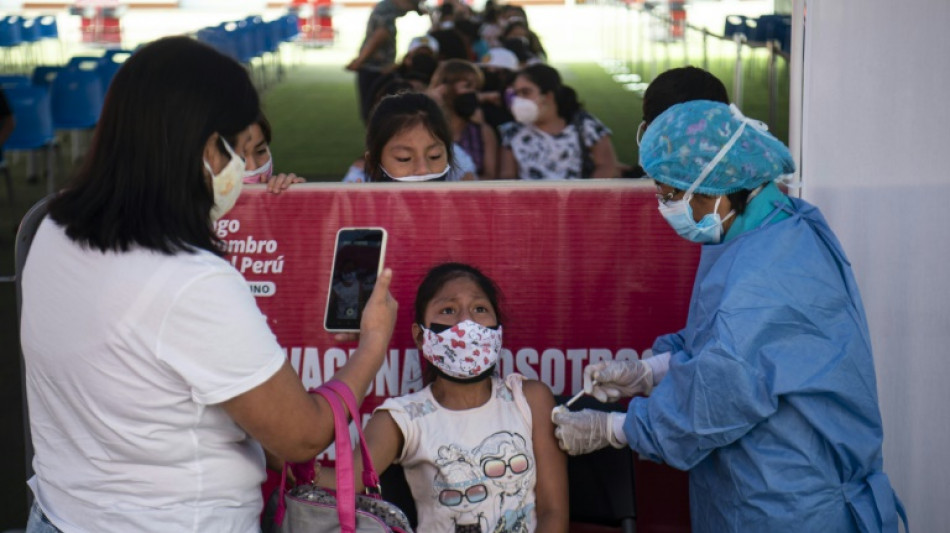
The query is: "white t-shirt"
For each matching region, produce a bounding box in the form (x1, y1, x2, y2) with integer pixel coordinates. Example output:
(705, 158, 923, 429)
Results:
(379, 374, 538, 533)
(21, 218, 286, 533)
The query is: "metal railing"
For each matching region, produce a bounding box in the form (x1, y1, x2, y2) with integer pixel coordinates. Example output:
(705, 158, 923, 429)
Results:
(592, 1, 791, 143)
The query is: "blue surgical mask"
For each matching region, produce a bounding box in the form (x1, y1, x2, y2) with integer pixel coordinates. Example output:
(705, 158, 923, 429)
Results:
(658, 194, 734, 244)
(655, 108, 749, 243)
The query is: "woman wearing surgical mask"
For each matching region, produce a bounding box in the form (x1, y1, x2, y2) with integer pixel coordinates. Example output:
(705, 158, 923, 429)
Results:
(429, 59, 499, 179)
(498, 63, 618, 179)
(20, 37, 398, 533)
(552, 100, 906, 532)
(364, 91, 475, 182)
(320, 263, 568, 533)
(242, 113, 305, 194)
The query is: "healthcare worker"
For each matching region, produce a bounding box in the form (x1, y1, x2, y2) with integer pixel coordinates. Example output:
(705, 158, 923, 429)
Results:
(551, 100, 907, 532)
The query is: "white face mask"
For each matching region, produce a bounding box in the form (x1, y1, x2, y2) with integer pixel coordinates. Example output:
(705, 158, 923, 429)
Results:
(510, 96, 539, 125)
(421, 320, 503, 380)
(380, 164, 451, 182)
(242, 150, 273, 184)
(204, 137, 245, 221)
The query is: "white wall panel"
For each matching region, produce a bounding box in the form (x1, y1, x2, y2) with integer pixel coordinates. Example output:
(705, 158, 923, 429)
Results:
(799, 1, 950, 530)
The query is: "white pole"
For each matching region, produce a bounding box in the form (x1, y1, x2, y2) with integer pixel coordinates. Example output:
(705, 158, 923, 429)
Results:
(787, 0, 806, 197)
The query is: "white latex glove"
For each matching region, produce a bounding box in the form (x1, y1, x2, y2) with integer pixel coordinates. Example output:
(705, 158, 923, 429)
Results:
(551, 406, 625, 456)
(583, 359, 653, 402)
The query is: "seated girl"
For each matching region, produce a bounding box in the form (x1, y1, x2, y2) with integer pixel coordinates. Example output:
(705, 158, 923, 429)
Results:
(498, 64, 618, 180)
(325, 262, 568, 532)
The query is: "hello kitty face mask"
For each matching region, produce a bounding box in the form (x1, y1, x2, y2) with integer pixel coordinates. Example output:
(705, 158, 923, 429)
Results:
(420, 320, 503, 380)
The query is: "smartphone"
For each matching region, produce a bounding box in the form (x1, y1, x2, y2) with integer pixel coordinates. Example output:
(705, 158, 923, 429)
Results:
(324, 227, 388, 333)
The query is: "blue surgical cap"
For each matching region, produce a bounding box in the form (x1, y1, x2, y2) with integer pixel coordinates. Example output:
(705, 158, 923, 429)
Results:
(638, 100, 796, 195)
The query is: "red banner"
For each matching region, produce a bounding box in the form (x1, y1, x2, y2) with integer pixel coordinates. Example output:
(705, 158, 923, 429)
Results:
(226, 180, 697, 532)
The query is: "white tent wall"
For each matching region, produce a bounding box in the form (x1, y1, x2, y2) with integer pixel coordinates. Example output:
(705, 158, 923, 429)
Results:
(796, 1, 950, 530)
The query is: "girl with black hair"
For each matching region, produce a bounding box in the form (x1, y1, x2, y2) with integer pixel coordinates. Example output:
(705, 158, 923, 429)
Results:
(363, 91, 476, 182)
(322, 263, 569, 533)
(498, 64, 619, 180)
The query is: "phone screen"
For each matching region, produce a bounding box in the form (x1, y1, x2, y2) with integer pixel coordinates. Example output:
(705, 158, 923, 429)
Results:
(324, 228, 387, 332)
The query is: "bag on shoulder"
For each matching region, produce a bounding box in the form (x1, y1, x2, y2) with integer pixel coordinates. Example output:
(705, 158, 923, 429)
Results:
(269, 380, 414, 533)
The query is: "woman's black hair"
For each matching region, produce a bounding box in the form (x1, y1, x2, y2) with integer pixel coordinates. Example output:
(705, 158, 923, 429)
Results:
(48, 36, 259, 255)
(517, 63, 580, 121)
(257, 113, 273, 144)
(364, 92, 455, 182)
(642, 66, 729, 124)
(482, 0, 498, 24)
(630, 66, 731, 179)
(429, 28, 470, 61)
(414, 262, 505, 385)
(500, 20, 546, 60)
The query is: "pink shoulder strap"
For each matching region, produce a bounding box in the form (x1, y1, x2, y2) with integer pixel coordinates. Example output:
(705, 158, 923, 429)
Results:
(273, 379, 381, 532)
(320, 380, 382, 492)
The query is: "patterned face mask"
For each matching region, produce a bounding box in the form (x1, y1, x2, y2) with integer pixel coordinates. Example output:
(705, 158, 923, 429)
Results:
(420, 320, 503, 380)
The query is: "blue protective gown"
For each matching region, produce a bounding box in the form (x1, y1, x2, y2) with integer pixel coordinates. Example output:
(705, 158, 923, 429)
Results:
(625, 196, 907, 533)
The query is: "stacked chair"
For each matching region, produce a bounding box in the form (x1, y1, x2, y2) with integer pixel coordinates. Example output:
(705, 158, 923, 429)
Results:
(1, 47, 133, 197)
(196, 13, 301, 89)
(723, 13, 792, 54)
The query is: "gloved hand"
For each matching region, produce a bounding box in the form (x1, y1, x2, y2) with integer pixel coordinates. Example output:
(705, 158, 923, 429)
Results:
(583, 359, 653, 402)
(551, 406, 624, 456)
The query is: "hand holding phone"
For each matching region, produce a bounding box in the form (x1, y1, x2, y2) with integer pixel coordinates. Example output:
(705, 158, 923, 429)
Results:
(324, 228, 388, 333)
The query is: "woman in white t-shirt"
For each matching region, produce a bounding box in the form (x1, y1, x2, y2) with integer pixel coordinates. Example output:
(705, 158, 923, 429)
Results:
(325, 262, 568, 532)
(498, 63, 619, 180)
(20, 36, 397, 533)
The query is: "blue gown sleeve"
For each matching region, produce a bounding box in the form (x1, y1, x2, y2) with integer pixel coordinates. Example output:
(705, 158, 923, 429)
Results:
(652, 328, 686, 355)
(624, 310, 779, 470)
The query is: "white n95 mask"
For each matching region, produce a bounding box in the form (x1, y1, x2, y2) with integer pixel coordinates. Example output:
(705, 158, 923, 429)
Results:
(421, 320, 503, 380)
(380, 164, 450, 182)
(205, 136, 245, 221)
(510, 96, 539, 125)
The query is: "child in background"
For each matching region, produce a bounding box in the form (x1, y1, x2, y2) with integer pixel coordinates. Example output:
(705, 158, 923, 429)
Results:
(242, 114, 306, 193)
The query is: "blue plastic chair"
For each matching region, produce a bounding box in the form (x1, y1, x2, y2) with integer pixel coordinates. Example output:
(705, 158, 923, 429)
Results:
(31, 65, 61, 88)
(3, 84, 58, 194)
(36, 15, 63, 63)
(17, 17, 42, 69)
(755, 14, 792, 52)
(37, 15, 58, 39)
(0, 74, 30, 89)
(66, 55, 104, 71)
(51, 66, 103, 128)
(282, 13, 300, 41)
(724, 15, 750, 39)
(50, 65, 103, 162)
(18, 17, 41, 45)
(1, 16, 24, 70)
(99, 49, 132, 91)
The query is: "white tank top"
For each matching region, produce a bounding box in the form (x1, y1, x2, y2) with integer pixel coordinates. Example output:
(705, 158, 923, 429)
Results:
(378, 374, 538, 533)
